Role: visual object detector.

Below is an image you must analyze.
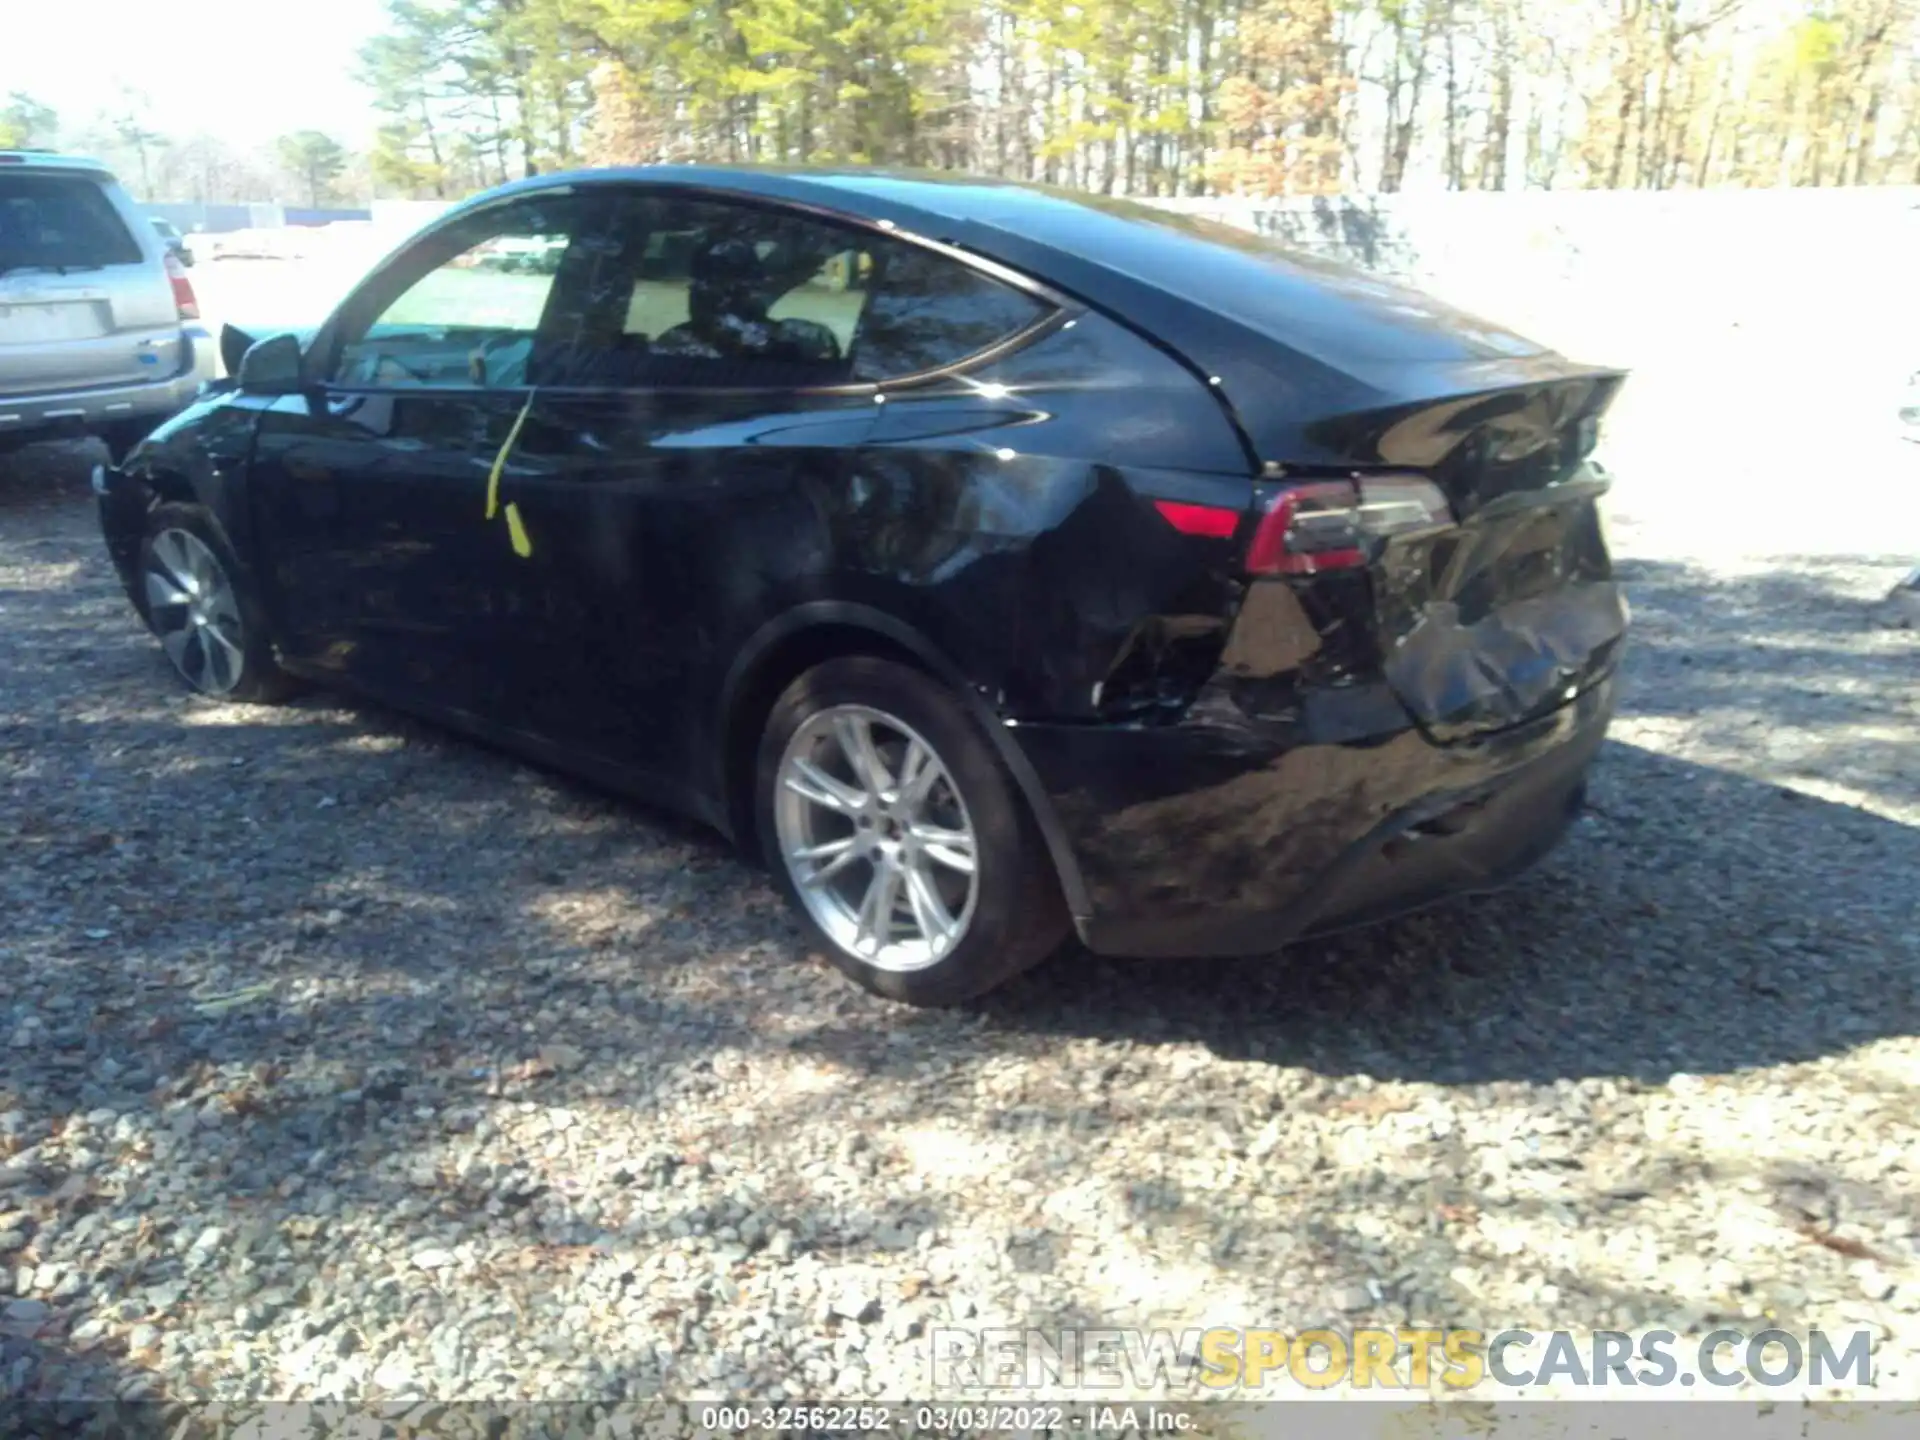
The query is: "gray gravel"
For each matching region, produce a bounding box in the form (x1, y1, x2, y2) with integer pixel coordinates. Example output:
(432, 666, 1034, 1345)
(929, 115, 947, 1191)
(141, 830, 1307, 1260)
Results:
(0, 439, 1916, 1407)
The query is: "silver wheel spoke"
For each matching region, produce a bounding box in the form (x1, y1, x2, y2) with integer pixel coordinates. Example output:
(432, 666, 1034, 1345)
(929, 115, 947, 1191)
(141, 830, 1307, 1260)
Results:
(903, 861, 956, 953)
(854, 863, 902, 955)
(160, 626, 193, 671)
(897, 738, 938, 803)
(153, 532, 196, 591)
(201, 624, 244, 692)
(833, 714, 893, 794)
(911, 824, 977, 875)
(792, 836, 860, 888)
(144, 568, 190, 610)
(206, 589, 242, 630)
(783, 757, 866, 814)
(185, 631, 213, 689)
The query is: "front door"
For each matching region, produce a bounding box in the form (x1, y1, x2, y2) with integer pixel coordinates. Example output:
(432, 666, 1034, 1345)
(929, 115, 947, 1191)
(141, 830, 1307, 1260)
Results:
(247, 192, 605, 725)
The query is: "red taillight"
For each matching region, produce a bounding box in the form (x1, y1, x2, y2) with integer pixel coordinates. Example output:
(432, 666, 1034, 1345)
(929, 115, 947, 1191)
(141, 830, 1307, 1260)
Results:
(164, 252, 198, 319)
(1152, 499, 1240, 538)
(1245, 475, 1453, 576)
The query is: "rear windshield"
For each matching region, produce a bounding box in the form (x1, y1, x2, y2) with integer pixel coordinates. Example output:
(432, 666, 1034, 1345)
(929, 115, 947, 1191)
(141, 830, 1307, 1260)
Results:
(0, 172, 143, 271)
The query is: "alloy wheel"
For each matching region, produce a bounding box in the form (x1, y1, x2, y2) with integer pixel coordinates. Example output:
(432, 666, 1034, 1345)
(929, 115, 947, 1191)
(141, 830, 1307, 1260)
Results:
(143, 528, 247, 696)
(773, 704, 979, 973)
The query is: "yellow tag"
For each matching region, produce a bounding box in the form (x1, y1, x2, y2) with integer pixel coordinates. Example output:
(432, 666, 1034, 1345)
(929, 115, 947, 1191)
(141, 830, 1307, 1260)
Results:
(504, 502, 532, 558)
(485, 391, 537, 520)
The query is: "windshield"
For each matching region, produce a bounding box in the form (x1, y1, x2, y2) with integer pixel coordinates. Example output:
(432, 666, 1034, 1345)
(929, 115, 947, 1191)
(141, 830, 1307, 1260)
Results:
(0, 172, 142, 271)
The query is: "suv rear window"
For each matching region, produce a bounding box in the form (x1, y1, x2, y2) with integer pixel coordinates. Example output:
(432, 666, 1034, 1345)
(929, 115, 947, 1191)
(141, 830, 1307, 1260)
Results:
(0, 172, 143, 272)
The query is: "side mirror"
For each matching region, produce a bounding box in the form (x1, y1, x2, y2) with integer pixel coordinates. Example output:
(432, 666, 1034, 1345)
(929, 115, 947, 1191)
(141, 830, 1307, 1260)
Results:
(218, 323, 256, 379)
(235, 332, 305, 394)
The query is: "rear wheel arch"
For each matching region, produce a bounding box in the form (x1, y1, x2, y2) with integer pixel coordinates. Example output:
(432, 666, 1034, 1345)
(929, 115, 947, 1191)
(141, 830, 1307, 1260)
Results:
(718, 604, 1092, 920)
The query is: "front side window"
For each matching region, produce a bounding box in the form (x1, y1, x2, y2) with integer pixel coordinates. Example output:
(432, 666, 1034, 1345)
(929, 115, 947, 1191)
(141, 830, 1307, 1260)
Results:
(593, 195, 1051, 390)
(332, 197, 584, 389)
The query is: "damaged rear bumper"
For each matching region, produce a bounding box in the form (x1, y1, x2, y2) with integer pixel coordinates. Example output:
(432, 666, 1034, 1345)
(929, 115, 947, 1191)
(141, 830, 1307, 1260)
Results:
(1009, 669, 1616, 959)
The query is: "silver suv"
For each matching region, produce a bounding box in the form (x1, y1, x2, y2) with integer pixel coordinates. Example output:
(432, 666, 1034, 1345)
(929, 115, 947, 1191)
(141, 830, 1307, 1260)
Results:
(0, 151, 216, 461)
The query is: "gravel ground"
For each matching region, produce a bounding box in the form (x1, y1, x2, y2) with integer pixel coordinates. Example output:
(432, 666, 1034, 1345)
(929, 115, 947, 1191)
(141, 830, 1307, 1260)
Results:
(0, 432, 1915, 1412)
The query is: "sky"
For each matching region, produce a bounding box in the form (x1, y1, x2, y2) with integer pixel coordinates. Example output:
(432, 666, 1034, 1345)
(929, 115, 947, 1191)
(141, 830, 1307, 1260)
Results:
(2, 0, 392, 150)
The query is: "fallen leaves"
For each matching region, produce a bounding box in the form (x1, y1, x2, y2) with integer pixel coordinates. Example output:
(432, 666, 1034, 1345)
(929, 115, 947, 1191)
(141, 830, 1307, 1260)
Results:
(1795, 1222, 1885, 1264)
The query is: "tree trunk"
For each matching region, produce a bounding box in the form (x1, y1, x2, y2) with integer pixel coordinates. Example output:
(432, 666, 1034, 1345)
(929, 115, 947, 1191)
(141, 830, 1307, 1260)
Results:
(1695, 87, 1725, 186)
(1384, 56, 1427, 192)
(1443, 0, 1463, 189)
(1192, 0, 1215, 195)
(1851, 83, 1883, 185)
(1606, 85, 1635, 187)
(1482, 26, 1512, 188)
(418, 97, 447, 196)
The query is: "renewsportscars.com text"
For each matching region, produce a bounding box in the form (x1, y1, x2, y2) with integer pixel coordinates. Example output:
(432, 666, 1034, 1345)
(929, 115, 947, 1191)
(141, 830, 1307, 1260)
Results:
(931, 1326, 1876, 1393)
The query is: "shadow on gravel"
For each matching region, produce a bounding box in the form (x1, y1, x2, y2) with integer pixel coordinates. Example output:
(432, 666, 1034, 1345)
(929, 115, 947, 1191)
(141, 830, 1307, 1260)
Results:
(984, 739, 1918, 1084)
(1612, 553, 1918, 807)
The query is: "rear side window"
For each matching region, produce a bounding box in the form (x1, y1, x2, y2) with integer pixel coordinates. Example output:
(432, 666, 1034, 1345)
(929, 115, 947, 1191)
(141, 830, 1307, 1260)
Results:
(579, 195, 1051, 390)
(609, 198, 874, 389)
(0, 173, 142, 271)
(851, 244, 1050, 381)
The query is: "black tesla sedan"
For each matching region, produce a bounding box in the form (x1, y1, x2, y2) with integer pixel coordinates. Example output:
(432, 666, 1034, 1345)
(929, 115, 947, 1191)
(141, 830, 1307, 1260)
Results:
(96, 167, 1628, 1006)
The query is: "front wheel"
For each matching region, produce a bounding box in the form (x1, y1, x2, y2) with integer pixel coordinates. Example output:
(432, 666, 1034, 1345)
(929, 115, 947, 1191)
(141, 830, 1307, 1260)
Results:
(137, 503, 297, 704)
(756, 656, 1068, 1006)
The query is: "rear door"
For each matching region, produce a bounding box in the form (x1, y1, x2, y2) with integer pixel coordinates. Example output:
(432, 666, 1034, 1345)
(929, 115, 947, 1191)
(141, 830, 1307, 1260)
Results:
(0, 166, 181, 395)
(461, 189, 888, 792)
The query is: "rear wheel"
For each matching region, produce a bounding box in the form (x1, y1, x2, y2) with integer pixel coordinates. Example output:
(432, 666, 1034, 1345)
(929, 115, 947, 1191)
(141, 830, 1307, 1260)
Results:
(137, 503, 296, 704)
(756, 656, 1068, 1006)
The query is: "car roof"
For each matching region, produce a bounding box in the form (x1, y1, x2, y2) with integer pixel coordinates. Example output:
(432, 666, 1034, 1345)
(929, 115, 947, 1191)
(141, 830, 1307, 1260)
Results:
(467, 165, 1620, 464)
(0, 151, 116, 176)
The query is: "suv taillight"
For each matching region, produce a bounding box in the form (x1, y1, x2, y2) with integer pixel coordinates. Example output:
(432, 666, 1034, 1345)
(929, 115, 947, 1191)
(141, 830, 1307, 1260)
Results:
(1244, 475, 1453, 576)
(164, 252, 199, 320)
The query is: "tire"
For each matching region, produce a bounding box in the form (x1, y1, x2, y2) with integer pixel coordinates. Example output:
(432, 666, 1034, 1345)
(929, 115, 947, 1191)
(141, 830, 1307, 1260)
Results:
(756, 655, 1069, 1006)
(136, 503, 299, 704)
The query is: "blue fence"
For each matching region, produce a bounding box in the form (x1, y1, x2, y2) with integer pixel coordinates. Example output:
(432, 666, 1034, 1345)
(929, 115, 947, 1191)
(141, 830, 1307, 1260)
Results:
(141, 202, 373, 235)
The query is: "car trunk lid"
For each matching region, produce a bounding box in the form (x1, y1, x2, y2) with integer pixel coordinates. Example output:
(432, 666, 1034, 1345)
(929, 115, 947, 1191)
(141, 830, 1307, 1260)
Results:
(1363, 372, 1629, 742)
(1241, 368, 1629, 743)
